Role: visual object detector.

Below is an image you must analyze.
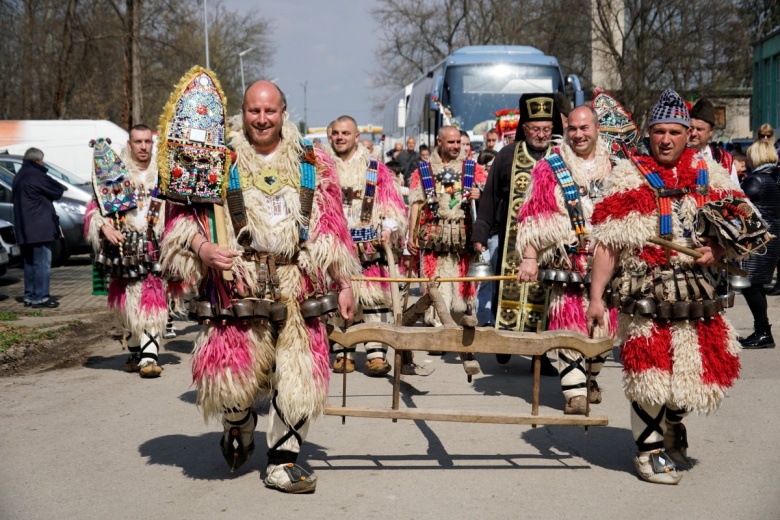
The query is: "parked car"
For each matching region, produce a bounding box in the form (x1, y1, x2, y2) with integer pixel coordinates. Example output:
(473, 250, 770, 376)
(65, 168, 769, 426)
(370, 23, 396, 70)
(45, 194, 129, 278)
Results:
(0, 218, 21, 267)
(0, 244, 8, 277)
(0, 164, 90, 266)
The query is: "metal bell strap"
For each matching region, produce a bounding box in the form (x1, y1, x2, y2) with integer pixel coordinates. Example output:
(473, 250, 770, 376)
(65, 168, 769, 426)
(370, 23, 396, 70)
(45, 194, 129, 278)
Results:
(298, 139, 317, 241)
(418, 160, 438, 213)
(359, 160, 378, 224)
(226, 162, 251, 247)
(547, 153, 587, 236)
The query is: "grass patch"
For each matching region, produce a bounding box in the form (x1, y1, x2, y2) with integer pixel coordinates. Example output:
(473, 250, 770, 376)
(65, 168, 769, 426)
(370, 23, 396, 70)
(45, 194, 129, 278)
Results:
(0, 312, 18, 321)
(0, 322, 74, 353)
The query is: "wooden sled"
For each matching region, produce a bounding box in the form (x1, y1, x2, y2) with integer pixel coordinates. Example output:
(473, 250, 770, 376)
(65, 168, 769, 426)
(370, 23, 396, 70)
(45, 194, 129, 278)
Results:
(325, 243, 613, 428)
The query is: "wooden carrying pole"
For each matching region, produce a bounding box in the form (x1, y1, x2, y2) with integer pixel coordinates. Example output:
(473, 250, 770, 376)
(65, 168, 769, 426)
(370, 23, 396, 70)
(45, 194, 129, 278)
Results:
(647, 236, 747, 277)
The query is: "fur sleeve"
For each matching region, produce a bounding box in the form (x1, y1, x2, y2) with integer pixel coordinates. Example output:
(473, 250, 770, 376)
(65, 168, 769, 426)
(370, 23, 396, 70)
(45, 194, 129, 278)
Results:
(84, 199, 109, 254)
(376, 162, 408, 241)
(160, 204, 203, 286)
(305, 150, 361, 284)
(407, 168, 426, 206)
(515, 159, 573, 264)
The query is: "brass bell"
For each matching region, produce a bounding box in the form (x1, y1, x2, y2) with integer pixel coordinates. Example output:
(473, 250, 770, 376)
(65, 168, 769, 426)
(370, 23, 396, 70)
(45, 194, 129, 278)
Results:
(689, 300, 704, 319)
(673, 301, 690, 320)
(554, 270, 569, 284)
(216, 306, 233, 321)
(253, 299, 271, 320)
(150, 262, 163, 274)
(466, 251, 495, 279)
(703, 299, 718, 318)
(127, 268, 138, 279)
(583, 272, 593, 286)
(299, 298, 322, 319)
(232, 300, 254, 320)
(635, 298, 657, 317)
(144, 253, 153, 264)
(543, 269, 558, 284)
(137, 263, 147, 276)
(621, 296, 636, 315)
(536, 269, 548, 283)
(270, 301, 288, 323)
(318, 291, 339, 315)
(568, 271, 584, 287)
(197, 301, 215, 322)
(95, 252, 108, 265)
(728, 274, 751, 291)
(657, 301, 673, 320)
(188, 298, 198, 321)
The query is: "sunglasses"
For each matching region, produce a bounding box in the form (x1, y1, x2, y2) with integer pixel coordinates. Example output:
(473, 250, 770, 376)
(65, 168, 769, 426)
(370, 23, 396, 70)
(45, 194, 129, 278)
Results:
(759, 134, 773, 139)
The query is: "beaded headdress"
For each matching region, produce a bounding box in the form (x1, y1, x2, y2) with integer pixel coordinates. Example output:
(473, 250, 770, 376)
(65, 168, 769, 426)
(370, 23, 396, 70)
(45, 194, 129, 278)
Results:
(592, 89, 643, 160)
(90, 137, 137, 216)
(157, 66, 229, 204)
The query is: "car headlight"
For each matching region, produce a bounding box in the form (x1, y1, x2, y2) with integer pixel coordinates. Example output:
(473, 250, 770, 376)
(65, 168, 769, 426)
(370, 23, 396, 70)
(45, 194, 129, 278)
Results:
(57, 201, 87, 215)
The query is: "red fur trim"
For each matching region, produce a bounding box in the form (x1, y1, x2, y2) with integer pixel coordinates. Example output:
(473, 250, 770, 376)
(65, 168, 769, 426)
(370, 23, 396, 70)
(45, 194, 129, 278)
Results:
(475, 163, 487, 185)
(622, 322, 673, 374)
(362, 263, 390, 292)
(637, 245, 677, 267)
(711, 188, 745, 201)
(163, 205, 192, 235)
(518, 159, 559, 221)
(459, 254, 475, 300)
(697, 315, 740, 387)
(592, 187, 656, 225)
(192, 323, 253, 383)
(306, 319, 331, 392)
(166, 280, 187, 298)
(409, 169, 421, 190)
(107, 278, 127, 311)
(423, 251, 437, 279)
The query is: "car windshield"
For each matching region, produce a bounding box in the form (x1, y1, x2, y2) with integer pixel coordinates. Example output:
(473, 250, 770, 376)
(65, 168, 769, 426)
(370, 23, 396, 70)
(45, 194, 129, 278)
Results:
(0, 155, 89, 187)
(443, 63, 562, 133)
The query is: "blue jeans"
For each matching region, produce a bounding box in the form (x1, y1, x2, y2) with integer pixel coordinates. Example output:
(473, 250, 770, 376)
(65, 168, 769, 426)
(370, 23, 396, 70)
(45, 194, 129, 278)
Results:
(21, 242, 52, 304)
(476, 234, 499, 326)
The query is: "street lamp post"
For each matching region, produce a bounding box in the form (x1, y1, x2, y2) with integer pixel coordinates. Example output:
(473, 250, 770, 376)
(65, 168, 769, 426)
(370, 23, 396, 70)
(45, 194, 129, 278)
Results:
(202, 0, 210, 69)
(300, 80, 308, 133)
(238, 47, 254, 94)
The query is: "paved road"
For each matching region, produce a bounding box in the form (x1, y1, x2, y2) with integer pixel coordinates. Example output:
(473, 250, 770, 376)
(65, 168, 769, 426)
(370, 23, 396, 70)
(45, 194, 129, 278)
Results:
(0, 258, 778, 519)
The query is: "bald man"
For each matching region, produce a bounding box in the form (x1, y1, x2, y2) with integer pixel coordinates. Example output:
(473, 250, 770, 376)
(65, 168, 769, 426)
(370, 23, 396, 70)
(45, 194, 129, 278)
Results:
(161, 80, 360, 493)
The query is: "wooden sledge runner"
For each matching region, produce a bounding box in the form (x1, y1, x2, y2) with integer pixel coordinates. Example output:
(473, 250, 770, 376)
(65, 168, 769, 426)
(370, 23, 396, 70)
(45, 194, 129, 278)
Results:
(325, 243, 613, 428)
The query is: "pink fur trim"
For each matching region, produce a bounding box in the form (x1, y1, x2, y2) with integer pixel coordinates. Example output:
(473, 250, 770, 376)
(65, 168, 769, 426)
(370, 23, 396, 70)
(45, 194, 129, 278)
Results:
(192, 323, 254, 383)
(310, 151, 356, 253)
(139, 274, 167, 314)
(107, 278, 127, 312)
(459, 253, 475, 300)
(376, 162, 406, 216)
(307, 319, 331, 392)
(423, 251, 437, 279)
(84, 200, 98, 239)
(166, 280, 187, 298)
(548, 291, 587, 333)
(164, 205, 191, 236)
(519, 159, 559, 221)
(362, 263, 390, 292)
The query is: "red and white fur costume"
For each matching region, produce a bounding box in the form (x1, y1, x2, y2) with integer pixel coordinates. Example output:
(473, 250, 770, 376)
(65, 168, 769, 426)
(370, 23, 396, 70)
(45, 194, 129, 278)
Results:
(84, 148, 168, 369)
(591, 146, 743, 453)
(408, 150, 487, 321)
(160, 118, 360, 466)
(331, 144, 407, 362)
(516, 139, 617, 401)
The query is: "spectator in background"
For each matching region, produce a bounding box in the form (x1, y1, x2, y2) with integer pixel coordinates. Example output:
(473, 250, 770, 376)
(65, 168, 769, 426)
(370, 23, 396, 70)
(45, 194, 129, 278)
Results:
(739, 139, 780, 347)
(396, 137, 418, 185)
(386, 141, 403, 159)
(476, 148, 497, 169)
(757, 123, 774, 143)
(418, 144, 430, 162)
(361, 138, 379, 159)
(460, 130, 472, 158)
(484, 129, 498, 151)
(12, 147, 64, 308)
(689, 99, 739, 186)
(733, 153, 748, 183)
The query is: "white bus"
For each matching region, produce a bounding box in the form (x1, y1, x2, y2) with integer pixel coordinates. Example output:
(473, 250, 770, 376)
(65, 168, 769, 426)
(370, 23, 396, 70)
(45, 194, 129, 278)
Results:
(382, 45, 583, 152)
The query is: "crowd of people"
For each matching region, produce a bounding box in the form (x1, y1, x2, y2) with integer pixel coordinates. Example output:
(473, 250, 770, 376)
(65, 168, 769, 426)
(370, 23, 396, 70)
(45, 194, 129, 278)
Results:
(13, 71, 776, 493)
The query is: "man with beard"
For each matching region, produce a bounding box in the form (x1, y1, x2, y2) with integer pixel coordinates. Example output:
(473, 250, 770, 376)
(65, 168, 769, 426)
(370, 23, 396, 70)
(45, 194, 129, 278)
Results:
(472, 93, 562, 374)
(85, 125, 168, 378)
(329, 115, 407, 376)
(161, 80, 359, 493)
(515, 106, 616, 414)
(406, 126, 486, 324)
(586, 89, 750, 484)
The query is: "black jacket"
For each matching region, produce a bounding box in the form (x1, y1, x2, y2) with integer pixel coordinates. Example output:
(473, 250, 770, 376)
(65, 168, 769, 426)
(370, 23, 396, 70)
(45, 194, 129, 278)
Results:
(741, 163, 780, 284)
(12, 160, 65, 245)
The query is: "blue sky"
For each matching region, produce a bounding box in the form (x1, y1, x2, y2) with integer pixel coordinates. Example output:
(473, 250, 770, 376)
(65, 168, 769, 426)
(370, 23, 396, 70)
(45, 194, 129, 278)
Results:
(220, 0, 382, 129)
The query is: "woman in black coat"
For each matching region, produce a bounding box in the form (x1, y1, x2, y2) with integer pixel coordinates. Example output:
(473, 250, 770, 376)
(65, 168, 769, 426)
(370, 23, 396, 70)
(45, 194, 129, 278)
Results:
(739, 140, 780, 349)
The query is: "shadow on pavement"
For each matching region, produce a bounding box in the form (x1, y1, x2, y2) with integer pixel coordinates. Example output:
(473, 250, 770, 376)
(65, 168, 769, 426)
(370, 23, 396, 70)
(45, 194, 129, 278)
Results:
(84, 352, 182, 371)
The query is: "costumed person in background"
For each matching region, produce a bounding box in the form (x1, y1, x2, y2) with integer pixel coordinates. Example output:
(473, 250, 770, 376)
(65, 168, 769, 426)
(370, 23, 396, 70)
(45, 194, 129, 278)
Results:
(329, 115, 407, 376)
(85, 126, 167, 378)
(515, 105, 616, 415)
(738, 140, 780, 349)
(406, 125, 486, 326)
(160, 73, 359, 494)
(473, 93, 562, 374)
(688, 98, 740, 187)
(586, 89, 770, 484)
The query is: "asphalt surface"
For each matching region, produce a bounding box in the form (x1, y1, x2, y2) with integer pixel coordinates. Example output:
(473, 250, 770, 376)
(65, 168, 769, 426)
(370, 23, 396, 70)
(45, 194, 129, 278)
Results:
(0, 257, 778, 519)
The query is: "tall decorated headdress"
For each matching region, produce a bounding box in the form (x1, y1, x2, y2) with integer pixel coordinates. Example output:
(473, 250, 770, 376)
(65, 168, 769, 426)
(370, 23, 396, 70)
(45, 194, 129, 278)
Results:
(516, 92, 563, 140)
(90, 137, 137, 216)
(494, 108, 520, 143)
(591, 89, 643, 160)
(157, 66, 229, 205)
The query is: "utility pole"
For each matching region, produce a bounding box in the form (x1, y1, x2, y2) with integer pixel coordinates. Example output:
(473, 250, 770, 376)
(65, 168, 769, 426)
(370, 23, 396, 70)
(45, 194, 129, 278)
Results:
(202, 0, 210, 69)
(300, 80, 308, 132)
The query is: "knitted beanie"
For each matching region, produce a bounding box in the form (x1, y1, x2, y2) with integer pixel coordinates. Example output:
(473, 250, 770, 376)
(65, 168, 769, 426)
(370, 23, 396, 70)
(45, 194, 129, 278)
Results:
(647, 89, 690, 128)
(689, 98, 716, 127)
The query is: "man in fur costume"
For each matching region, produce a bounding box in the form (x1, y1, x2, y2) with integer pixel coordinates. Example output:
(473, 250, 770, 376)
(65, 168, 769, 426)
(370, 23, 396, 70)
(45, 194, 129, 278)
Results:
(406, 125, 486, 324)
(515, 106, 617, 415)
(85, 125, 168, 378)
(586, 89, 749, 485)
(472, 93, 562, 374)
(161, 81, 359, 494)
(329, 115, 407, 376)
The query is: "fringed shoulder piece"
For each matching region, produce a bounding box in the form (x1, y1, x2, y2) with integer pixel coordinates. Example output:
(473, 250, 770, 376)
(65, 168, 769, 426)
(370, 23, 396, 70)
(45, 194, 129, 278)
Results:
(375, 161, 408, 238)
(160, 204, 203, 288)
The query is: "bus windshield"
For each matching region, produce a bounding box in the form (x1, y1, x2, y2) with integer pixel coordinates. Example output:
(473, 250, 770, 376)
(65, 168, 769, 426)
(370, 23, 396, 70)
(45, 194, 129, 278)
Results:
(443, 63, 562, 133)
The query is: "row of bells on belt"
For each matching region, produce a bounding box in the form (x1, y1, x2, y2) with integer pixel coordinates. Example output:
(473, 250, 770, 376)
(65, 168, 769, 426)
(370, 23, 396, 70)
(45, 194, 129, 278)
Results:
(537, 268, 590, 287)
(614, 292, 735, 320)
(95, 251, 162, 278)
(188, 291, 340, 325)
